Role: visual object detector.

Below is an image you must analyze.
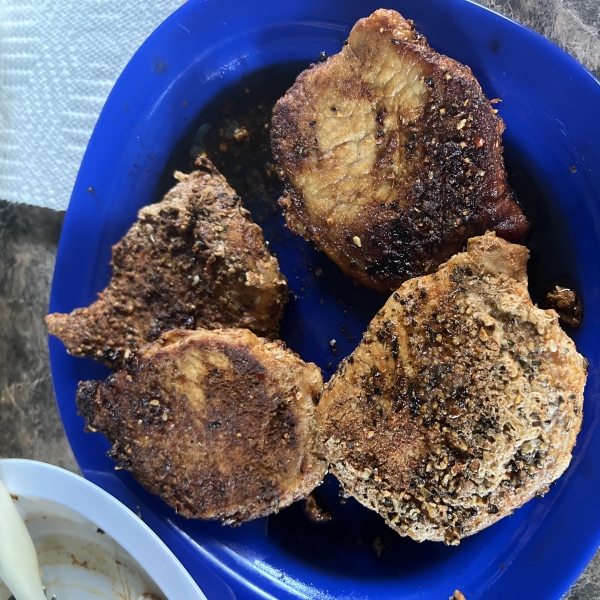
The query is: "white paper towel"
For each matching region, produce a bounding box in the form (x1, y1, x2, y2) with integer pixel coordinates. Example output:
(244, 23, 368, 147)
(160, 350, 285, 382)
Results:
(0, 0, 183, 211)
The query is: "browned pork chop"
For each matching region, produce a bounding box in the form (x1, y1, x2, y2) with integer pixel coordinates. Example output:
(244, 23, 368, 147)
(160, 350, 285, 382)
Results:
(318, 232, 586, 544)
(272, 9, 529, 293)
(77, 328, 326, 523)
(47, 158, 288, 369)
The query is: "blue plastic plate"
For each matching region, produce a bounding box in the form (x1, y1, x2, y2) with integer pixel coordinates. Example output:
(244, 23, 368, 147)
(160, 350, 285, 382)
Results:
(48, 0, 600, 598)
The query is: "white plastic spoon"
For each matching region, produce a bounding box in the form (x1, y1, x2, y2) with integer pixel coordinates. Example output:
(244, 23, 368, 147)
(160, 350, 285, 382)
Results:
(0, 478, 46, 600)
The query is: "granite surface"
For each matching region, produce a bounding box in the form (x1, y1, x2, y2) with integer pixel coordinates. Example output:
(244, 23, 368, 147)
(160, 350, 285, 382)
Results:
(478, 0, 600, 80)
(0, 0, 598, 598)
(0, 199, 77, 472)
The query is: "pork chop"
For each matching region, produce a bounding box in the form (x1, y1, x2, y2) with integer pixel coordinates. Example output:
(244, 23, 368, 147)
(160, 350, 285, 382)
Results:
(47, 158, 288, 369)
(77, 327, 326, 523)
(272, 9, 529, 293)
(317, 232, 586, 544)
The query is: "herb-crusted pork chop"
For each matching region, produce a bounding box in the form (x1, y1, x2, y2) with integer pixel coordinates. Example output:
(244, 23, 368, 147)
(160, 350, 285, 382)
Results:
(47, 158, 288, 369)
(318, 232, 586, 544)
(77, 328, 326, 523)
(272, 10, 529, 292)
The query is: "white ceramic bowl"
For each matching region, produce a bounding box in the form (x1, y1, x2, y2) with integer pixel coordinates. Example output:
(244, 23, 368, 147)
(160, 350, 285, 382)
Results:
(0, 459, 206, 600)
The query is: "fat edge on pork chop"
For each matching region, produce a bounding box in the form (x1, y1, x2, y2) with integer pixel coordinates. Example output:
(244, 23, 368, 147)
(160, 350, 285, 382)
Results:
(272, 9, 529, 293)
(317, 232, 586, 544)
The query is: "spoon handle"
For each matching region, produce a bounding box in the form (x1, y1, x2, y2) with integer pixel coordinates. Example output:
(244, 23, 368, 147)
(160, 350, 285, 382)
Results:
(0, 478, 46, 600)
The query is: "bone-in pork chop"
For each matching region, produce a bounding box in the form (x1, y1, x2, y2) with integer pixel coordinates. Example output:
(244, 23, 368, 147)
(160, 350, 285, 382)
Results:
(47, 158, 288, 369)
(272, 9, 529, 292)
(77, 328, 326, 523)
(317, 232, 586, 544)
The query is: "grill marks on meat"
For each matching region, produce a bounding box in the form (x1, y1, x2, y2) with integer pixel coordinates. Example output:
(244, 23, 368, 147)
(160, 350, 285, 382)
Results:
(317, 232, 586, 544)
(46, 158, 288, 368)
(77, 328, 326, 523)
(272, 9, 529, 292)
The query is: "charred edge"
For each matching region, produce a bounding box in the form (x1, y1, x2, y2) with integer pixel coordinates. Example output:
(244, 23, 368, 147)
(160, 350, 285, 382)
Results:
(76, 380, 102, 425)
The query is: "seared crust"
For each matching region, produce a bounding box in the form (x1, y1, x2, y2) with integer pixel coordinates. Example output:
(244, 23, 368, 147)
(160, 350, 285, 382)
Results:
(77, 328, 326, 523)
(318, 232, 586, 544)
(47, 158, 288, 368)
(272, 9, 529, 292)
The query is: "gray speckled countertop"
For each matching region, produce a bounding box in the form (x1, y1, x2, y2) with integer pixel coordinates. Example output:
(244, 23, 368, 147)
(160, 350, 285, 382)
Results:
(0, 1, 598, 598)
